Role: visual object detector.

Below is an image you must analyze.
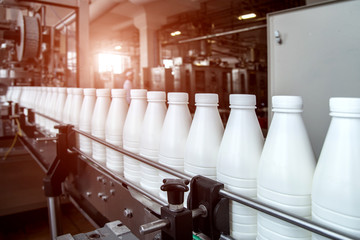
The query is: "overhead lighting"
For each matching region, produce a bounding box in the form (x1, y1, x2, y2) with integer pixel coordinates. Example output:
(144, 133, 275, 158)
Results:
(238, 13, 256, 20)
(114, 45, 122, 50)
(170, 31, 181, 37)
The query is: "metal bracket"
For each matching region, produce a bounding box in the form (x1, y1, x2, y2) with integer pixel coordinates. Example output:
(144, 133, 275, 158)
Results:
(43, 124, 76, 197)
(188, 175, 229, 239)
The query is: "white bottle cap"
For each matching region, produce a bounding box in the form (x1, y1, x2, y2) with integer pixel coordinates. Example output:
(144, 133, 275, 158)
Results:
(195, 93, 218, 105)
(83, 88, 96, 96)
(96, 88, 110, 97)
(147, 91, 166, 101)
(111, 89, 126, 98)
(330, 97, 360, 115)
(272, 96, 303, 112)
(168, 92, 188, 103)
(130, 89, 147, 99)
(73, 88, 83, 95)
(230, 94, 256, 108)
(58, 87, 66, 93)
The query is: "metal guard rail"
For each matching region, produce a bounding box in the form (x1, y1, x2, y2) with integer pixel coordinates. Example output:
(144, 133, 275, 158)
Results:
(30, 109, 358, 240)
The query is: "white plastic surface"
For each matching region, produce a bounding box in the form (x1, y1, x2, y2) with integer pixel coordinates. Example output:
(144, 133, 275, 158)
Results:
(184, 93, 224, 179)
(257, 95, 316, 240)
(312, 97, 360, 239)
(139, 91, 167, 195)
(55, 88, 67, 122)
(217, 94, 264, 239)
(123, 89, 147, 184)
(79, 88, 96, 155)
(105, 89, 128, 173)
(91, 89, 111, 163)
(70, 88, 83, 128)
(62, 88, 73, 125)
(158, 92, 192, 190)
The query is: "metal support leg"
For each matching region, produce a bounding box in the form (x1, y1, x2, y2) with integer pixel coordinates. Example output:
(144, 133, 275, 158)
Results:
(47, 196, 62, 240)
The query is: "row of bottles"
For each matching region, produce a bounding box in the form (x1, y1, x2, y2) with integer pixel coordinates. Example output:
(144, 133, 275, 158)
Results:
(6, 86, 360, 240)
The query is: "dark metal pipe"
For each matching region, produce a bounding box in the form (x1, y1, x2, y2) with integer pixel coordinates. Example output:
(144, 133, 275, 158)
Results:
(33, 110, 62, 124)
(219, 189, 356, 240)
(178, 24, 266, 43)
(72, 128, 192, 181)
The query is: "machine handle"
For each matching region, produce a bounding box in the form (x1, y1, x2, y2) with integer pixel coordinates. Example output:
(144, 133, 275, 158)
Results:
(139, 219, 170, 235)
(160, 178, 189, 206)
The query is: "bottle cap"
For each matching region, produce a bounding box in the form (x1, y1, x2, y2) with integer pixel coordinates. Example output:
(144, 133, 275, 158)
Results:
(230, 94, 256, 108)
(83, 88, 96, 96)
(195, 93, 218, 105)
(96, 88, 110, 97)
(130, 89, 147, 99)
(147, 91, 166, 101)
(330, 97, 360, 115)
(168, 92, 188, 103)
(272, 96, 303, 112)
(72, 88, 83, 95)
(111, 89, 126, 97)
(58, 87, 66, 93)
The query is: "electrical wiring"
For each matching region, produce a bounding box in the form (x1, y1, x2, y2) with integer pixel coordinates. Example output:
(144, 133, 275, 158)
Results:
(2, 118, 23, 161)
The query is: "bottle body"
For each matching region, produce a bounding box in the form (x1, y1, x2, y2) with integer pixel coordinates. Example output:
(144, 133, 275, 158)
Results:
(257, 96, 315, 240)
(79, 88, 96, 155)
(55, 88, 67, 122)
(184, 94, 224, 180)
(139, 91, 167, 196)
(123, 89, 147, 183)
(217, 94, 264, 240)
(312, 98, 360, 239)
(91, 89, 111, 163)
(62, 88, 73, 124)
(105, 89, 128, 173)
(158, 92, 192, 200)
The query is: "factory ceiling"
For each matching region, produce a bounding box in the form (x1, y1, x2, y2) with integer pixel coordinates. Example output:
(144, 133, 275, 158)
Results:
(88, 0, 305, 54)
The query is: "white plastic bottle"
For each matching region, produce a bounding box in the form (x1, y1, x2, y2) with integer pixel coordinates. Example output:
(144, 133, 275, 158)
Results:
(217, 94, 264, 240)
(55, 87, 67, 122)
(37, 86, 47, 128)
(48, 87, 59, 135)
(91, 89, 111, 163)
(158, 92, 192, 200)
(43, 87, 53, 131)
(184, 93, 224, 180)
(139, 91, 167, 196)
(312, 97, 360, 239)
(70, 88, 83, 128)
(62, 88, 73, 124)
(105, 89, 128, 174)
(79, 88, 96, 155)
(123, 89, 147, 184)
(257, 96, 316, 240)
(6, 86, 13, 102)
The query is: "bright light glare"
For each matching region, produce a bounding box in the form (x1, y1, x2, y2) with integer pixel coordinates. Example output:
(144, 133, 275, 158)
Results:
(170, 31, 181, 37)
(114, 45, 122, 50)
(238, 13, 256, 20)
(98, 53, 127, 74)
(163, 59, 173, 68)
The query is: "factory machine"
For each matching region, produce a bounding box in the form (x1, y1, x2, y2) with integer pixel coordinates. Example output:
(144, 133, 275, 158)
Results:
(1, 0, 359, 240)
